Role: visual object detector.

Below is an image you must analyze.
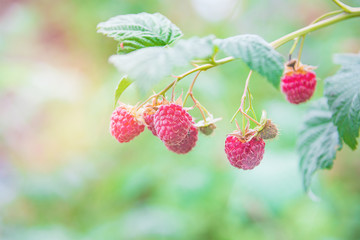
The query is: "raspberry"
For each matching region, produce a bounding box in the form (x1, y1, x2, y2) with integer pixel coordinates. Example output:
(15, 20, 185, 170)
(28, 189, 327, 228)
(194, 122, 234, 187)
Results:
(281, 61, 317, 104)
(153, 103, 193, 145)
(142, 99, 166, 136)
(110, 105, 145, 143)
(143, 111, 157, 136)
(165, 125, 198, 154)
(225, 136, 265, 170)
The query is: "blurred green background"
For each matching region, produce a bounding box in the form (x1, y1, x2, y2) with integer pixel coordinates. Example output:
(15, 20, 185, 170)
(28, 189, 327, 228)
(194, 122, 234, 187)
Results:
(0, 0, 360, 239)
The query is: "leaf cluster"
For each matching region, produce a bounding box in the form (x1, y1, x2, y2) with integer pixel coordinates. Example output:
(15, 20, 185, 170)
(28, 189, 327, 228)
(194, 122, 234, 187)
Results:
(98, 12, 360, 191)
(97, 12, 284, 101)
(298, 53, 360, 190)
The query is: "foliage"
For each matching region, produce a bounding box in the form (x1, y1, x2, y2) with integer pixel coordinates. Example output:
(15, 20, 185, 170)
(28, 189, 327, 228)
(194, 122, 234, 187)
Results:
(97, 12, 183, 54)
(297, 53, 360, 189)
(99, 13, 284, 93)
(99, 12, 360, 191)
(114, 76, 132, 108)
(2, 0, 360, 239)
(297, 98, 342, 190)
(214, 35, 284, 88)
(324, 53, 360, 150)
(108, 36, 217, 93)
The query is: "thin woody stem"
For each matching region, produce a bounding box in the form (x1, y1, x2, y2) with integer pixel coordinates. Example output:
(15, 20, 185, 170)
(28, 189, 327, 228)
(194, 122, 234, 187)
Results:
(240, 109, 261, 126)
(297, 35, 306, 65)
(288, 10, 342, 62)
(270, 11, 360, 48)
(240, 70, 253, 110)
(332, 0, 354, 13)
(190, 94, 207, 122)
(183, 70, 202, 106)
(230, 73, 260, 126)
(136, 57, 233, 109)
(159, 57, 233, 96)
(171, 77, 180, 102)
(289, 37, 300, 57)
(311, 10, 343, 24)
(230, 70, 259, 125)
(247, 87, 257, 121)
(230, 6, 360, 124)
(135, 94, 157, 110)
(183, 71, 209, 122)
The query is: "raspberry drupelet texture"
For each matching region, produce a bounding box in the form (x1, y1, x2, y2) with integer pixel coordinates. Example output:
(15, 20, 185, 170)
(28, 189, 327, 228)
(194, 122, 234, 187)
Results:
(153, 103, 193, 145)
(110, 105, 145, 143)
(225, 136, 265, 170)
(281, 70, 316, 104)
(143, 111, 157, 136)
(165, 125, 198, 154)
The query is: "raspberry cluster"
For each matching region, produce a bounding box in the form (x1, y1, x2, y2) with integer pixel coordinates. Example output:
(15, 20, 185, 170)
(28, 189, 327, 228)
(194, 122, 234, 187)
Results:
(151, 103, 198, 154)
(110, 100, 279, 168)
(110, 101, 198, 154)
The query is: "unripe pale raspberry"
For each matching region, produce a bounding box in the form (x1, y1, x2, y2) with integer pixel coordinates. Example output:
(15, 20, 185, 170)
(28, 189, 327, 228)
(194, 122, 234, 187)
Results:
(143, 111, 157, 136)
(256, 120, 278, 140)
(225, 136, 265, 170)
(153, 103, 193, 145)
(110, 105, 145, 143)
(165, 125, 198, 154)
(281, 61, 317, 104)
(199, 123, 216, 135)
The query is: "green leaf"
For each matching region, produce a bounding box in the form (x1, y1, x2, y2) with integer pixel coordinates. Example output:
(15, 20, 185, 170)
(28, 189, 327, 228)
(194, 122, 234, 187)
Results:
(97, 12, 183, 54)
(214, 35, 284, 88)
(114, 76, 132, 108)
(110, 47, 172, 93)
(109, 36, 216, 93)
(324, 53, 360, 150)
(331, 53, 360, 66)
(297, 98, 342, 191)
(171, 35, 216, 64)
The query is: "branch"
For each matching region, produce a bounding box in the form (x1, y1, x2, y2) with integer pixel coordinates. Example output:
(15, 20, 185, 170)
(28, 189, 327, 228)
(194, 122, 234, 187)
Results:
(332, 0, 353, 13)
(137, 9, 360, 110)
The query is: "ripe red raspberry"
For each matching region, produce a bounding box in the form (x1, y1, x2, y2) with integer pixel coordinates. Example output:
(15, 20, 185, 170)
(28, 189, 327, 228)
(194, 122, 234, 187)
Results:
(281, 60, 317, 104)
(153, 103, 193, 145)
(165, 125, 198, 154)
(142, 99, 166, 136)
(110, 105, 145, 143)
(225, 136, 265, 170)
(143, 111, 157, 136)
